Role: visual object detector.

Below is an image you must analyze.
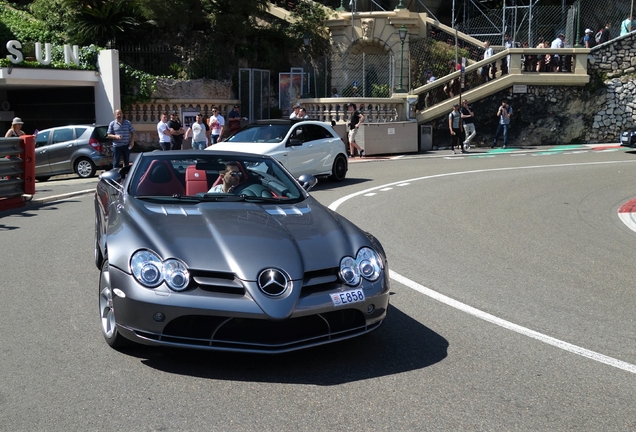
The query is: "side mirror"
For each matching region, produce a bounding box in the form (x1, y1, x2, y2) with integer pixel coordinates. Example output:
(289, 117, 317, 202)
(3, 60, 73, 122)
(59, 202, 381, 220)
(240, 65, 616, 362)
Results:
(298, 174, 318, 192)
(288, 138, 303, 147)
(99, 169, 122, 184)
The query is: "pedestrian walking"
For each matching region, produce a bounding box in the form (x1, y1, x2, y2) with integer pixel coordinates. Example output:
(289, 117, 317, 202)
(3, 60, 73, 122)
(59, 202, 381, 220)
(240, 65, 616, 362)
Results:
(599, 23, 611, 44)
(185, 113, 210, 150)
(460, 100, 476, 151)
(620, 16, 636, 36)
(347, 103, 365, 157)
(208, 107, 225, 144)
(448, 103, 464, 154)
(492, 99, 512, 149)
(107, 109, 135, 168)
(482, 41, 494, 82)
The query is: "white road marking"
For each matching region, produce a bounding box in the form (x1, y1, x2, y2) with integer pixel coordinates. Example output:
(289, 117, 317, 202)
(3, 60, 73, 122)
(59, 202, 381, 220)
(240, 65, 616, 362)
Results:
(380, 187, 393, 191)
(390, 271, 636, 374)
(329, 159, 636, 374)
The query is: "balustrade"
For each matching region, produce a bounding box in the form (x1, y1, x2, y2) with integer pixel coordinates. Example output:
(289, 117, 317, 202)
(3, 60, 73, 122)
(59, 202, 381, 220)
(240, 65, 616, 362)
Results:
(301, 99, 403, 124)
(124, 100, 239, 125)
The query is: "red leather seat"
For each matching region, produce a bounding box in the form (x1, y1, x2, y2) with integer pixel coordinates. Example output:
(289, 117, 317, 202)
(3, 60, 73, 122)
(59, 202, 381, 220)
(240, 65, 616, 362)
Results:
(135, 160, 185, 196)
(185, 165, 208, 195)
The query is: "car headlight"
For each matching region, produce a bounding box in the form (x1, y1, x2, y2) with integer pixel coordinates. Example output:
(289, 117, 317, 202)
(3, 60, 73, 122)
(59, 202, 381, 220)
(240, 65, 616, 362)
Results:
(356, 247, 382, 281)
(339, 247, 383, 287)
(130, 250, 190, 292)
(339, 256, 361, 286)
(163, 259, 190, 291)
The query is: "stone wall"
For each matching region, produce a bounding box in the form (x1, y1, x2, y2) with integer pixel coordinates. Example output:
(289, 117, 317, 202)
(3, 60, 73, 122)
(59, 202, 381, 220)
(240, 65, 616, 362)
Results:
(432, 32, 636, 148)
(152, 78, 233, 99)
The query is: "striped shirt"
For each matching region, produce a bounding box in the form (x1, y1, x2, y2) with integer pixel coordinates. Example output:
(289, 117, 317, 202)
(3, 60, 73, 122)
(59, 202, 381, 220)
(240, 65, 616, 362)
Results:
(108, 119, 135, 147)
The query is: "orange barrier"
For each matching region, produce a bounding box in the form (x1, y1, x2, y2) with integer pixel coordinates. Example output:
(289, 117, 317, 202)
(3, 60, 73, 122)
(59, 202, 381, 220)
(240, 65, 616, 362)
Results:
(0, 135, 35, 211)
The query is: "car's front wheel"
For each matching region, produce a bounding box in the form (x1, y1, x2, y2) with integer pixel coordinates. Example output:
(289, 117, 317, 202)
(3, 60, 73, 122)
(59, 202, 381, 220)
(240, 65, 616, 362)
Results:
(99, 260, 129, 349)
(76, 158, 97, 178)
(329, 154, 347, 182)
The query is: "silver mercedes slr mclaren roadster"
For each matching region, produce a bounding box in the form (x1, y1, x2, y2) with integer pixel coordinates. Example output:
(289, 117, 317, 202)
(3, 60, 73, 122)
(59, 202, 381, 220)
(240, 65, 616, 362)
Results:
(94, 150, 390, 353)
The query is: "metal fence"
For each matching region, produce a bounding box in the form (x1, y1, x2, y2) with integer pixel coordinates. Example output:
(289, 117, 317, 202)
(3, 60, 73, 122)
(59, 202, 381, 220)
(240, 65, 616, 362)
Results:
(112, 44, 220, 79)
(324, 52, 397, 99)
(456, 0, 635, 48)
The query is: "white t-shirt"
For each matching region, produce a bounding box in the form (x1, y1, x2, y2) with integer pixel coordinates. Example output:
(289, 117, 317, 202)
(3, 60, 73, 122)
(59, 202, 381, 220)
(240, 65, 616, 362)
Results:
(551, 37, 564, 49)
(191, 121, 207, 142)
(209, 115, 225, 136)
(157, 121, 170, 143)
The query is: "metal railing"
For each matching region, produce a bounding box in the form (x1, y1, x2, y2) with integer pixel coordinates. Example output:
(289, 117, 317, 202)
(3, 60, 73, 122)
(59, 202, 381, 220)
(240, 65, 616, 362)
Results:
(413, 47, 591, 124)
(0, 135, 35, 211)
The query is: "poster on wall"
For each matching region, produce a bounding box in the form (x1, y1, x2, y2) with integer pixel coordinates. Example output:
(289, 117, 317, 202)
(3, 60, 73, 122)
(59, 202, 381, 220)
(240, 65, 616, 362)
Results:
(181, 108, 199, 149)
(279, 70, 303, 117)
(181, 108, 199, 131)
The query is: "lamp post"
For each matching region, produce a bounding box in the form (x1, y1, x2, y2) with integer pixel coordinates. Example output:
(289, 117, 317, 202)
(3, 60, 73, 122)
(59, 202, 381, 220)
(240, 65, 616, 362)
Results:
(395, 25, 408, 93)
(574, 0, 583, 47)
(302, 32, 311, 98)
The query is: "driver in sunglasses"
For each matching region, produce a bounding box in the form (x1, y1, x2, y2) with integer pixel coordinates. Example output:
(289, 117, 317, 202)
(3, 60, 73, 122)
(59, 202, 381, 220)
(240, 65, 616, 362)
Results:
(207, 162, 243, 193)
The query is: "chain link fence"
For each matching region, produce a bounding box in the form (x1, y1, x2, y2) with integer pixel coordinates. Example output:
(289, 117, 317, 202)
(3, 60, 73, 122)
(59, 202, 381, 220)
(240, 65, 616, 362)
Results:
(456, 0, 635, 48)
(112, 44, 221, 79)
(318, 52, 397, 99)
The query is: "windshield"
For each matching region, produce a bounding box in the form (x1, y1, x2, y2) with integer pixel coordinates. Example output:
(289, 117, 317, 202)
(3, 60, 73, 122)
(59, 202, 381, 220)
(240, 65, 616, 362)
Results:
(225, 124, 291, 143)
(128, 153, 305, 202)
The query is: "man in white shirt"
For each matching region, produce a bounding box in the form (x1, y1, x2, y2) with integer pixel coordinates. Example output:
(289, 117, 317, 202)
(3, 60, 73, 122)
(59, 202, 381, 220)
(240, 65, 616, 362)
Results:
(157, 113, 171, 151)
(503, 34, 514, 74)
(550, 33, 565, 71)
(185, 113, 210, 150)
(289, 104, 301, 119)
(208, 107, 225, 144)
(482, 41, 494, 81)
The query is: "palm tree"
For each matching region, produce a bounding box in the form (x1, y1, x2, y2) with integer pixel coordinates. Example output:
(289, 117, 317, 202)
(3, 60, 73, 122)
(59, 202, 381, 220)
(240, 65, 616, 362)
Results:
(65, 0, 143, 46)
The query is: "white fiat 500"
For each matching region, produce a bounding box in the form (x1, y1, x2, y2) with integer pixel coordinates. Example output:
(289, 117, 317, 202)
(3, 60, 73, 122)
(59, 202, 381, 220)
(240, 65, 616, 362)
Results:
(210, 119, 348, 181)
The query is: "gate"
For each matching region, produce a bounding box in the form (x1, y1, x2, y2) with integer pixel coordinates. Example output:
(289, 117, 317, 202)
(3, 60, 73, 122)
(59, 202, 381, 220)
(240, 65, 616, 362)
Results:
(239, 69, 271, 123)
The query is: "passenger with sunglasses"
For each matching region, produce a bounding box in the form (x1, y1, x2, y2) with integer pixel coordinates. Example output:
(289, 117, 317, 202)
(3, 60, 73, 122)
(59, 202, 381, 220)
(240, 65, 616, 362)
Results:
(208, 106, 225, 144)
(207, 162, 242, 193)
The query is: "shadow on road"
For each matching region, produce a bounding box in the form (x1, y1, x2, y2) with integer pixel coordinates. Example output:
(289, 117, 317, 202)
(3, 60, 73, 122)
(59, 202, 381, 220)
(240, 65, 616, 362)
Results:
(310, 177, 373, 192)
(0, 199, 83, 224)
(128, 304, 448, 385)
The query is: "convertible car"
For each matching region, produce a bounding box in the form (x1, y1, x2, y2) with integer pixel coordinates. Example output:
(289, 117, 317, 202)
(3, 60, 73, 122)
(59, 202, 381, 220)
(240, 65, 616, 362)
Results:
(94, 150, 390, 353)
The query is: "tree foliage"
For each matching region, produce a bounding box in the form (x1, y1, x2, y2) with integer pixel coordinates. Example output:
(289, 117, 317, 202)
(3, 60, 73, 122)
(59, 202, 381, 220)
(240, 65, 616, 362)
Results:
(61, 0, 146, 45)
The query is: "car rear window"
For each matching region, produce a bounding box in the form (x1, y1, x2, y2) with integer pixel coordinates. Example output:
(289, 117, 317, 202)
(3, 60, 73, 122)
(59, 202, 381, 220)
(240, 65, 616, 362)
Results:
(93, 126, 109, 140)
(75, 127, 87, 138)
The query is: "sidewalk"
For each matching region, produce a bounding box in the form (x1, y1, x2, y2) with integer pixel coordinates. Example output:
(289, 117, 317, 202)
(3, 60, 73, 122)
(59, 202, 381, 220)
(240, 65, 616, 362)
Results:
(17, 142, 624, 207)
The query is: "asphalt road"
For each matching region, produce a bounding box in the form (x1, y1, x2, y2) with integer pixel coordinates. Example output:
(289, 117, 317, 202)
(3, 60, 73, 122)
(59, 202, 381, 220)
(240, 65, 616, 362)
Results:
(1, 146, 636, 431)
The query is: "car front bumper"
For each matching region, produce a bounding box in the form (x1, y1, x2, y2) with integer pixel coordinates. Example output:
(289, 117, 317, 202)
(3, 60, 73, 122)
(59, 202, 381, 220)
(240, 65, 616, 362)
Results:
(620, 134, 636, 147)
(108, 265, 390, 353)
